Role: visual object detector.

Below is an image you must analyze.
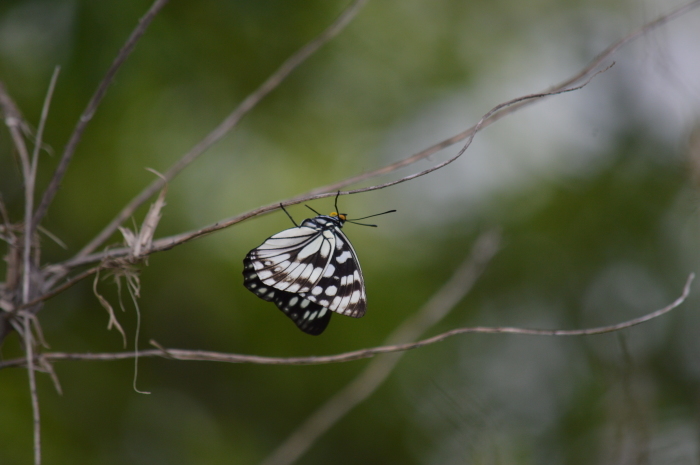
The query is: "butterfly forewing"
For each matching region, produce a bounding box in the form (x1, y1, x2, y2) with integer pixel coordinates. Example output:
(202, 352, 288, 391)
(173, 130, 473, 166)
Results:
(302, 227, 366, 317)
(249, 226, 336, 294)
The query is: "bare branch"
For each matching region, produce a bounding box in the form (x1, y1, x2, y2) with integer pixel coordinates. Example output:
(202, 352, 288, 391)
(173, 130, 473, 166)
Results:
(27, 67, 61, 241)
(12, 267, 101, 312)
(1, 273, 692, 371)
(31, 0, 170, 230)
(54, 71, 607, 271)
(303, 0, 700, 197)
(49, 0, 700, 275)
(261, 230, 501, 465)
(22, 314, 41, 465)
(22, 67, 61, 315)
(74, 0, 370, 260)
(0, 81, 32, 182)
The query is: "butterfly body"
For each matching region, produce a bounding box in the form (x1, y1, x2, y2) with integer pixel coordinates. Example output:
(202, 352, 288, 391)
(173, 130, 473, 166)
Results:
(243, 212, 367, 335)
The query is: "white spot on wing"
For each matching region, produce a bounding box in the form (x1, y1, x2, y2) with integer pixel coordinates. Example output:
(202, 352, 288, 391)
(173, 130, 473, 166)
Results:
(297, 236, 323, 259)
(322, 264, 335, 277)
(309, 267, 323, 284)
(319, 240, 331, 258)
(312, 286, 323, 295)
(329, 276, 347, 311)
(257, 269, 273, 279)
(336, 250, 352, 264)
(325, 285, 338, 296)
(300, 265, 314, 281)
(336, 237, 344, 249)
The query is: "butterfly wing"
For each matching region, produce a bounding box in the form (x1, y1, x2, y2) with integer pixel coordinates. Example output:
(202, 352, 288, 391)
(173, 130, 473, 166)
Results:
(300, 227, 366, 318)
(243, 255, 331, 335)
(244, 217, 366, 335)
(248, 226, 335, 294)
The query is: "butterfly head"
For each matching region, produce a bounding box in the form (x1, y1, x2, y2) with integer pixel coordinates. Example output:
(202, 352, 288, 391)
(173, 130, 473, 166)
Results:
(329, 212, 347, 222)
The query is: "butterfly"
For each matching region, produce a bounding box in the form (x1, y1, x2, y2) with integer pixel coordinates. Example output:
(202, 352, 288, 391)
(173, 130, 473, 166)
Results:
(243, 194, 394, 335)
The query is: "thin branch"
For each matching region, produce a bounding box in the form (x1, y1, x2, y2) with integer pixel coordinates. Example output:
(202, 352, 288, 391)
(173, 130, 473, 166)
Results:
(260, 230, 501, 465)
(27, 66, 61, 241)
(49, 0, 700, 275)
(73, 0, 369, 260)
(23, 313, 41, 465)
(302, 0, 700, 196)
(22, 68, 61, 312)
(0, 81, 32, 182)
(1, 273, 692, 371)
(0, 195, 14, 245)
(31, 0, 170, 230)
(14, 266, 102, 312)
(54, 69, 606, 271)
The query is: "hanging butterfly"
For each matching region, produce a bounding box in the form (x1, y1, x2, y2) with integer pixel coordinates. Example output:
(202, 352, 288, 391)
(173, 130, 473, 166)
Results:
(243, 193, 395, 335)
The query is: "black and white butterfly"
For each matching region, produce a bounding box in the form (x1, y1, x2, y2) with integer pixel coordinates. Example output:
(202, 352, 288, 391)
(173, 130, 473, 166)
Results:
(243, 194, 394, 335)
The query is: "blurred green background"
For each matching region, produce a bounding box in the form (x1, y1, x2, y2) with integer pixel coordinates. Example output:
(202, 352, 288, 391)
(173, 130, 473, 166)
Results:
(2, 0, 700, 464)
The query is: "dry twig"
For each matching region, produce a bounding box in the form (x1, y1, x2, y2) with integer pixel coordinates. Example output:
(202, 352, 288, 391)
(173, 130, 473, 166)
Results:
(1, 273, 692, 371)
(73, 0, 370, 261)
(48, 0, 700, 280)
(32, 0, 170, 230)
(260, 230, 501, 465)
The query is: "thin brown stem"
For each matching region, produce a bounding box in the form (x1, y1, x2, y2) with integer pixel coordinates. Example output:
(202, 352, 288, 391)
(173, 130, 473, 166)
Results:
(15, 266, 102, 312)
(32, 0, 170, 230)
(260, 230, 501, 465)
(23, 314, 41, 465)
(303, 0, 700, 196)
(0, 82, 32, 181)
(27, 67, 61, 241)
(53, 70, 605, 271)
(48, 0, 700, 275)
(1, 273, 692, 371)
(22, 68, 61, 312)
(74, 0, 369, 260)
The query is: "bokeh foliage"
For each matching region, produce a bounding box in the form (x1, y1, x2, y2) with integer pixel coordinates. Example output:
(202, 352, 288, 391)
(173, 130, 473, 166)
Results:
(1, 0, 700, 464)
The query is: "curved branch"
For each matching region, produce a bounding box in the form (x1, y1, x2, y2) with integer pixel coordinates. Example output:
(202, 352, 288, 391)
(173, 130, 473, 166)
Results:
(50, 0, 700, 275)
(54, 71, 605, 271)
(260, 229, 501, 465)
(73, 0, 370, 260)
(1, 273, 692, 371)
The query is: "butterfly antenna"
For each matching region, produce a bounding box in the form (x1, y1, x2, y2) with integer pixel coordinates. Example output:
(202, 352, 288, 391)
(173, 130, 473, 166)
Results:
(346, 220, 378, 227)
(305, 205, 322, 216)
(349, 209, 397, 221)
(334, 191, 341, 214)
(280, 204, 299, 227)
(346, 209, 396, 227)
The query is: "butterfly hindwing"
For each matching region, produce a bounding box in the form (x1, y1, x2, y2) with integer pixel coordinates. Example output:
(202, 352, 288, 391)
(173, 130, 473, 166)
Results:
(243, 255, 331, 335)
